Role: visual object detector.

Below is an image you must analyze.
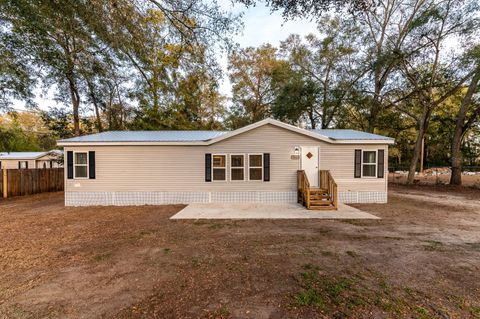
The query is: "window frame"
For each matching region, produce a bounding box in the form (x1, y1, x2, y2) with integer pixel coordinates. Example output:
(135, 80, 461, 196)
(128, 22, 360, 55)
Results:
(361, 150, 377, 178)
(211, 153, 227, 182)
(229, 154, 245, 182)
(73, 151, 89, 179)
(247, 153, 264, 181)
(19, 161, 28, 169)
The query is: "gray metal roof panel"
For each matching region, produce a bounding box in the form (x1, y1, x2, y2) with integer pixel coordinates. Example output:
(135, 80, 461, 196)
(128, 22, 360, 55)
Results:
(58, 131, 229, 143)
(310, 129, 394, 140)
(0, 150, 62, 160)
(58, 128, 393, 143)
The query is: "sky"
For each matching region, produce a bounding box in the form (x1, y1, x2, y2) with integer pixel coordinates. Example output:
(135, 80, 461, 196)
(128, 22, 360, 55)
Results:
(12, 2, 319, 111)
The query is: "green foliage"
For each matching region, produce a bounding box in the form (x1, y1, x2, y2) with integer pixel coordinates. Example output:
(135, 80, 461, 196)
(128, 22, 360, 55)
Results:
(272, 71, 319, 126)
(237, 0, 371, 18)
(226, 44, 283, 128)
(0, 111, 56, 152)
(274, 16, 360, 129)
(0, 42, 34, 110)
(130, 62, 226, 130)
(0, 0, 239, 134)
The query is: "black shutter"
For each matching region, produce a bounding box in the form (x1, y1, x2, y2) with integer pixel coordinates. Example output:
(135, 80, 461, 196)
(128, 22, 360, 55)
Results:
(205, 153, 212, 182)
(263, 153, 270, 181)
(377, 149, 385, 178)
(88, 151, 96, 179)
(18, 161, 21, 169)
(25, 161, 28, 169)
(50, 160, 53, 168)
(67, 151, 73, 179)
(354, 149, 361, 178)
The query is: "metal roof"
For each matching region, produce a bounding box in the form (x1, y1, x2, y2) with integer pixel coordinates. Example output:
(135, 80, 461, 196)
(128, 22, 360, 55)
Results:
(310, 129, 394, 141)
(57, 121, 394, 144)
(58, 131, 229, 143)
(0, 150, 62, 160)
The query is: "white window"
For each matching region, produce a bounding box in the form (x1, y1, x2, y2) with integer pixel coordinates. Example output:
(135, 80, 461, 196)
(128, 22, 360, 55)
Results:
(19, 161, 28, 169)
(74, 152, 88, 179)
(212, 154, 226, 181)
(248, 154, 263, 181)
(230, 154, 245, 181)
(362, 151, 377, 177)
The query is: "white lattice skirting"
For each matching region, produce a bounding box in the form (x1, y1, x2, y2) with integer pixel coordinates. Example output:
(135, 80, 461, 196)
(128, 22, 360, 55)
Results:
(339, 191, 387, 204)
(65, 191, 388, 206)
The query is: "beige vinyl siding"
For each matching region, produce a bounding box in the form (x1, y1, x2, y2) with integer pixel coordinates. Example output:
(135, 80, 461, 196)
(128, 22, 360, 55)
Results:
(0, 159, 36, 169)
(320, 144, 388, 192)
(64, 124, 389, 194)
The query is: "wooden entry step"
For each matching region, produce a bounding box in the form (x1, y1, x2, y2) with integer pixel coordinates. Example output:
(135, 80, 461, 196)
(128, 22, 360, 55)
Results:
(297, 170, 338, 210)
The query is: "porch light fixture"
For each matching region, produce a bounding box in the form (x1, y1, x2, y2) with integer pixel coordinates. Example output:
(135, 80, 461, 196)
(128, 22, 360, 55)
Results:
(294, 146, 300, 155)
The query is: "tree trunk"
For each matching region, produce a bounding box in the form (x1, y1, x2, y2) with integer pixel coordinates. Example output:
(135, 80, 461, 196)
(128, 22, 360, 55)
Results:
(407, 126, 425, 184)
(93, 100, 103, 132)
(87, 81, 103, 132)
(450, 127, 463, 185)
(450, 70, 480, 185)
(367, 98, 380, 133)
(407, 108, 431, 184)
(67, 75, 81, 136)
(308, 109, 316, 129)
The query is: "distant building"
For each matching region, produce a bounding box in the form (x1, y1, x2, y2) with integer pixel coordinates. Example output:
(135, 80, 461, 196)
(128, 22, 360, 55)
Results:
(0, 150, 63, 169)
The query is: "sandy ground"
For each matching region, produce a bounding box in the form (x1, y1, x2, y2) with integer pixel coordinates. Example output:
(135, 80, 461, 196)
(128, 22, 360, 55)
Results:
(0, 187, 479, 319)
(389, 172, 480, 188)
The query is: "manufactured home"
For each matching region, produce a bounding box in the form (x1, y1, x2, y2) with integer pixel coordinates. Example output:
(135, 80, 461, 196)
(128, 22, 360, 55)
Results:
(57, 119, 394, 209)
(0, 150, 63, 170)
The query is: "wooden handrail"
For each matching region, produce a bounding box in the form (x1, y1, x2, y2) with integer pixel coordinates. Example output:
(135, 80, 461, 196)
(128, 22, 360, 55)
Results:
(320, 170, 338, 209)
(297, 170, 310, 208)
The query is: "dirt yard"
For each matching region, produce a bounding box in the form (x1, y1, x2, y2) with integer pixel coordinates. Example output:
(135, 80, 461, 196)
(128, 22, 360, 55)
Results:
(1, 186, 479, 319)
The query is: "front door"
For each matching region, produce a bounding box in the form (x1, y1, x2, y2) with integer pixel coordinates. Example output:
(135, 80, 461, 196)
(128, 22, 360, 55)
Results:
(301, 146, 319, 187)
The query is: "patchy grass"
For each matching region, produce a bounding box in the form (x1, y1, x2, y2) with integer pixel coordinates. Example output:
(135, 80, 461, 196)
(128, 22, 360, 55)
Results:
(466, 242, 480, 251)
(292, 264, 447, 318)
(470, 306, 480, 319)
(346, 250, 358, 257)
(423, 240, 444, 251)
(414, 306, 435, 319)
(93, 252, 113, 262)
(208, 223, 224, 230)
(293, 264, 362, 316)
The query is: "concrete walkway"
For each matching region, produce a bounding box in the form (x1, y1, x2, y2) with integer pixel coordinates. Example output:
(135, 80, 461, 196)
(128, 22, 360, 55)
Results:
(170, 202, 379, 220)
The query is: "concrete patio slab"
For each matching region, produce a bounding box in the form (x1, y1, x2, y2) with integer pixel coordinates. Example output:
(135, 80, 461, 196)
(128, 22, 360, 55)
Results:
(170, 202, 380, 220)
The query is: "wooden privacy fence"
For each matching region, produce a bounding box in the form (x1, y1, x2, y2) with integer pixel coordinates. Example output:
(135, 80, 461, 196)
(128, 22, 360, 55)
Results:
(1, 168, 64, 198)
